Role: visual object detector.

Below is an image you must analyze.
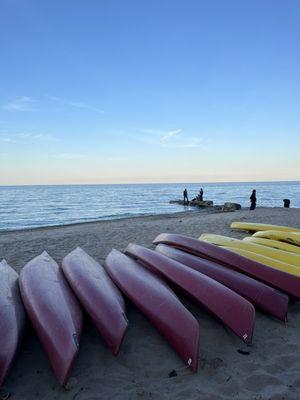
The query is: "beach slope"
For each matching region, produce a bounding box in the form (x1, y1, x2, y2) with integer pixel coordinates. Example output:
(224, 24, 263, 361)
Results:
(0, 207, 299, 399)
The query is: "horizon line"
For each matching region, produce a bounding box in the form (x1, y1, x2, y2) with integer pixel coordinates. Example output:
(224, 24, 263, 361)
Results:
(1, 179, 300, 187)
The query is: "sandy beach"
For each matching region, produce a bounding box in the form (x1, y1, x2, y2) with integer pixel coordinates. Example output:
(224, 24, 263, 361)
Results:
(1, 207, 300, 400)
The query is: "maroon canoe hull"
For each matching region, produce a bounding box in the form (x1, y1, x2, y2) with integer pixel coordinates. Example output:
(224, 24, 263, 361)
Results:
(155, 244, 289, 321)
(125, 244, 255, 344)
(19, 252, 83, 386)
(62, 247, 128, 355)
(104, 249, 199, 372)
(0, 260, 26, 386)
(153, 233, 300, 300)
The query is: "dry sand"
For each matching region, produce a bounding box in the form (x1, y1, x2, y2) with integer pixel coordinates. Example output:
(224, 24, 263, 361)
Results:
(0, 207, 300, 400)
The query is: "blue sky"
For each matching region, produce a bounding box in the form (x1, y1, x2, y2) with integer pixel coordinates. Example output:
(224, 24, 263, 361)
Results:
(0, 0, 299, 184)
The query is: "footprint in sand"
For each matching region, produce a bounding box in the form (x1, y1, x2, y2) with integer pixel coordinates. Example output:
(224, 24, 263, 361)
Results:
(243, 373, 282, 392)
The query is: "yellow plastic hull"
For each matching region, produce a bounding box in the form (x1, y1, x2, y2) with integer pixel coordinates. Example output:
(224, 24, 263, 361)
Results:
(253, 230, 300, 247)
(222, 246, 300, 277)
(243, 237, 300, 254)
(230, 221, 300, 233)
(200, 234, 300, 268)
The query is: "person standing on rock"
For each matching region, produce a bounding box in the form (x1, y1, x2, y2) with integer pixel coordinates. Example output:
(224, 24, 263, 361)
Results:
(183, 188, 189, 204)
(250, 189, 256, 210)
(199, 188, 204, 201)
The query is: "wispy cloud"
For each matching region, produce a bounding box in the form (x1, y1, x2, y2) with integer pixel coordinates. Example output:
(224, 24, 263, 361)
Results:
(2, 96, 36, 112)
(17, 133, 59, 141)
(52, 153, 85, 160)
(0, 132, 59, 143)
(160, 129, 182, 143)
(138, 128, 202, 149)
(2, 95, 104, 113)
(0, 136, 17, 143)
(47, 96, 104, 113)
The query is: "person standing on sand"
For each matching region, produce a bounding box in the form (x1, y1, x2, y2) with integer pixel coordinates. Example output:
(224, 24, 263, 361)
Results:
(183, 188, 189, 204)
(250, 189, 256, 210)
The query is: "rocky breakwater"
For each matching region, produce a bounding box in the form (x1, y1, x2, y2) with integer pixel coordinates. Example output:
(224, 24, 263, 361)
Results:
(169, 200, 241, 212)
(169, 199, 213, 207)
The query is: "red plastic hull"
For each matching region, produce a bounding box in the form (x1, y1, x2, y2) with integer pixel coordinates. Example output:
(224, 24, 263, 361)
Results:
(153, 233, 300, 299)
(19, 252, 83, 386)
(155, 244, 289, 321)
(104, 249, 199, 372)
(0, 260, 26, 386)
(125, 244, 255, 344)
(62, 247, 128, 355)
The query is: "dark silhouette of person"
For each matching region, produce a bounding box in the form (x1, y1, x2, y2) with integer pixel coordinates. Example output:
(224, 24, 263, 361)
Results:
(183, 188, 189, 204)
(250, 189, 256, 210)
(199, 188, 204, 201)
(283, 199, 290, 208)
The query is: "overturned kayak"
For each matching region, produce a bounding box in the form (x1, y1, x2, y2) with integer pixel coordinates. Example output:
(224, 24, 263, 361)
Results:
(155, 244, 289, 321)
(230, 222, 300, 233)
(62, 247, 128, 355)
(153, 233, 300, 299)
(125, 244, 255, 344)
(0, 260, 26, 386)
(19, 252, 83, 386)
(243, 237, 300, 254)
(200, 234, 300, 269)
(104, 249, 199, 372)
(253, 230, 300, 247)
(221, 247, 300, 277)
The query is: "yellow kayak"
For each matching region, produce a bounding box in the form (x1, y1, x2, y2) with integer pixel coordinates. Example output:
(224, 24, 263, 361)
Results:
(230, 221, 300, 233)
(200, 234, 300, 268)
(253, 230, 300, 247)
(243, 236, 300, 254)
(222, 246, 300, 277)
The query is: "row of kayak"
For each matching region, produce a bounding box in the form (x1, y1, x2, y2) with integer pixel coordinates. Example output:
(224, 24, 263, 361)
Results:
(230, 221, 300, 234)
(1, 224, 299, 387)
(200, 222, 300, 277)
(200, 234, 300, 276)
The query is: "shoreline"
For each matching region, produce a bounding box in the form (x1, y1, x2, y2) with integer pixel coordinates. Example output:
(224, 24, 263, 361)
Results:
(1, 205, 298, 235)
(1, 206, 299, 270)
(0, 209, 200, 235)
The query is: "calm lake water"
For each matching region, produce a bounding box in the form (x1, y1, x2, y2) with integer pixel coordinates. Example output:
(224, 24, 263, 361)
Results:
(0, 181, 299, 231)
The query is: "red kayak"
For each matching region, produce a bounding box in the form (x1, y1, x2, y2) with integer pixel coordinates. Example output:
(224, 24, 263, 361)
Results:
(155, 244, 289, 321)
(125, 244, 255, 344)
(104, 249, 199, 372)
(62, 247, 128, 355)
(19, 252, 83, 386)
(153, 233, 300, 300)
(0, 260, 26, 386)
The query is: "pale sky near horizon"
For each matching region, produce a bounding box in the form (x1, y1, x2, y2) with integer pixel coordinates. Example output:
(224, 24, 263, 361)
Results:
(0, 0, 300, 185)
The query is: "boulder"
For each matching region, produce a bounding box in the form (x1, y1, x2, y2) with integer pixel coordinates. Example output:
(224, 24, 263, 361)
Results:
(222, 202, 241, 211)
(190, 200, 214, 208)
